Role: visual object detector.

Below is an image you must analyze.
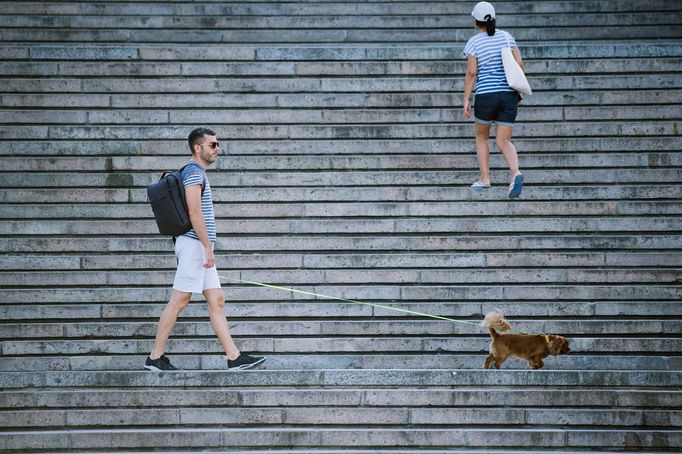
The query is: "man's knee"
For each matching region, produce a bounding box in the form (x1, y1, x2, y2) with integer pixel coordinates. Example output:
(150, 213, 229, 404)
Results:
(170, 290, 192, 310)
(206, 293, 225, 312)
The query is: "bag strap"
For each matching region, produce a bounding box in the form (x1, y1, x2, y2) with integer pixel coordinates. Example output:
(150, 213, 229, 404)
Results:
(171, 162, 206, 243)
(177, 162, 206, 195)
(503, 30, 512, 50)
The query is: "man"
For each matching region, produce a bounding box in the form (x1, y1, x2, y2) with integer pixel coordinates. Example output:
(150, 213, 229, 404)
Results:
(145, 127, 266, 371)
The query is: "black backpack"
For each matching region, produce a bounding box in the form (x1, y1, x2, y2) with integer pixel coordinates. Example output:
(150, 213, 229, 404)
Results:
(147, 162, 205, 237)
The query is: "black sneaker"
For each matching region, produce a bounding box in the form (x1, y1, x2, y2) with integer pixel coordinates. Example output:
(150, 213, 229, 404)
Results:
(144, 355, 182, 372)
(227, 354, 266, 370)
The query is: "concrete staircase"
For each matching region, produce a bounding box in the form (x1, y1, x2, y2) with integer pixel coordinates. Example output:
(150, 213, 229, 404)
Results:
(1, 0, 681, 451)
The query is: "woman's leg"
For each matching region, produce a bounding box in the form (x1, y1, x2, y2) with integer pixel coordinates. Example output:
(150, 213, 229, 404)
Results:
(474, 122, 492, 185)
(495, 125, 521, 181)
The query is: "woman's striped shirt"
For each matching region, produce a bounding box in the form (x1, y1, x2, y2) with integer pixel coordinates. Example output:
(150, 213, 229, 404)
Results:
(463, 30, 517, 95)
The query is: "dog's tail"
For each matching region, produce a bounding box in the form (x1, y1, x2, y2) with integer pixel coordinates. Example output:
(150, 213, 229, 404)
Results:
(482, 310, 511, 338)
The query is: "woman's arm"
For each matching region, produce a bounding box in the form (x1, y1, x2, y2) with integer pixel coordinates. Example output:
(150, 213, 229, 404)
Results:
(512, 46, 525, 104)
(463, 55, 477, 118)
(512, 46, 524, 71)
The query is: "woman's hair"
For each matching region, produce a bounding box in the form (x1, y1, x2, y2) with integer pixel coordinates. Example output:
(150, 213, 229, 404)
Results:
(476, 15, 496, 36)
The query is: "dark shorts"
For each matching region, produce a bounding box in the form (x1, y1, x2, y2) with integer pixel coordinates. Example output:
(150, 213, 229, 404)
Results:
(473, 91, 520, 127)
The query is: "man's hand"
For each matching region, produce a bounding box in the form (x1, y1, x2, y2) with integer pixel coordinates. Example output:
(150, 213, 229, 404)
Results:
(203, 245, 215, 268)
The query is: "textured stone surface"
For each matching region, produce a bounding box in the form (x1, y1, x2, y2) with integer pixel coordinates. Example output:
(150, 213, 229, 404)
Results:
(1, 0, 681, 451)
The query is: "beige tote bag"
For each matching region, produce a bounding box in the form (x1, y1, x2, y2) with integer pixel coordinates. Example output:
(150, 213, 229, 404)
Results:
(501, 31, 532, 95)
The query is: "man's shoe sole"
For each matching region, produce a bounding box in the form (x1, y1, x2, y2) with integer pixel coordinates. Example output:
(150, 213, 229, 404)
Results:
(229, 357, 266, 370)
(144, 365, 182, 372)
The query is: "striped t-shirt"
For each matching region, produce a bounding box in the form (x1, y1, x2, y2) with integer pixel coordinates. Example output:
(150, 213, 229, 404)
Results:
(463, 30, 517, 95)
(180, 162, 217, 244)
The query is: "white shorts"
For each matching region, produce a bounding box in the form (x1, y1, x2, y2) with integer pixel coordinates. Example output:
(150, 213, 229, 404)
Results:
(172, 235, 221, 294)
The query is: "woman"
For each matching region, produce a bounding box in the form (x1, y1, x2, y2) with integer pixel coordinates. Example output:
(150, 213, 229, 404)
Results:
(463, 1, 525, 198)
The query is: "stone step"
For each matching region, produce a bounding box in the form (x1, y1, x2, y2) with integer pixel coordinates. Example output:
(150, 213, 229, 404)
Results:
(21, 150, 682, 174)
(1, 407, 679, 429)
(3, 217, 681, 236)
(2, 105, 679, 125)
(3, 337, 679, 356)
(2, 300, 676, 321)
(2, 90, 680, 112)
(4, 186, 682, 205)
(3, 137, 675, 156)
(3, 268, 681, 287)
(3, 26, 679, 43)
(1, 234, 676, 253)
(4, 251, 681, 271)
(2, 201, 680, 220)
(2, 57, 680, 80)
(1, 353, 677, 372)
(4, 387, 679, 409)
(1, 369, 678, 388)
(1, 427, 679, 451)
(3, 122, 678, 141)
(3, 451, 659, 454)
(4, 152, 682, 173)
(5, 42, 681, 62)
(1, 73, 679, 93)
(2, 286, 681, 308)
(3, 169, 681, 189)
(133, 153, 682, 171)
(2, 0, 679, 16)
(2, 12, 678, 30)
(0, 56, 680, 81)
(2, 319, 679, 339)
(0, 450, 661, 454)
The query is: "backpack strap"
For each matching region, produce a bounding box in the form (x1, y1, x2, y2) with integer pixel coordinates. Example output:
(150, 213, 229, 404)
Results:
(172, 162, 207, 244)
(177, 162, 206, 195)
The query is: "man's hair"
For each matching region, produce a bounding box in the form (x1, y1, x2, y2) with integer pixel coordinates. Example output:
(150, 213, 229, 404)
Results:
(188, 127, 216, 154)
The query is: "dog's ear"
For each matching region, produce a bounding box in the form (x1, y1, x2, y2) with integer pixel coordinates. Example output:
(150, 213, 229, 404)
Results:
(547, 336, 564, 355)
(560, 338, 571, 354)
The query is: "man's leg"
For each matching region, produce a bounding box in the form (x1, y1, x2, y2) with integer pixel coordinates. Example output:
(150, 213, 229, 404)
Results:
(474, 122, 492, 185)
(150, 289, 192, 360)
(204, 288, 241, 360)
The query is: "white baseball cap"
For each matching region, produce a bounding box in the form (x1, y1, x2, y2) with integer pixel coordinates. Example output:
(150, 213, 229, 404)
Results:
(471, 1, 495, 21)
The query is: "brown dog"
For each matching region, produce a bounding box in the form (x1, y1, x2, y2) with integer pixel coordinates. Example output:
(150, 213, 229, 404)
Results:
(482, 311, 570, 369)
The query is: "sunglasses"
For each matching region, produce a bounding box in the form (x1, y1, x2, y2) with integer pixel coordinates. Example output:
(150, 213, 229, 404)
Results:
(200, 141, 220, 150)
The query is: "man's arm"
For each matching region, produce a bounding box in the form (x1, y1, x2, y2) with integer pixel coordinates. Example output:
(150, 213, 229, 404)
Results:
(185, 184, 215, 268)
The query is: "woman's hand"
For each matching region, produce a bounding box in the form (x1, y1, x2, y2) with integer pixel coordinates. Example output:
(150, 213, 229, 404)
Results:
(464, 99, 472, 118)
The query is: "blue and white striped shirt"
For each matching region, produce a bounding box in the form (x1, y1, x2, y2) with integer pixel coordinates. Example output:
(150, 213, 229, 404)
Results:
(180, 162, 217, 244)
(463, 30, 517, 95)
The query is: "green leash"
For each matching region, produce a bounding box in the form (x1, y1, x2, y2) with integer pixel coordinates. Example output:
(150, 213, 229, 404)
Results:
(218, 274, 484, 327)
